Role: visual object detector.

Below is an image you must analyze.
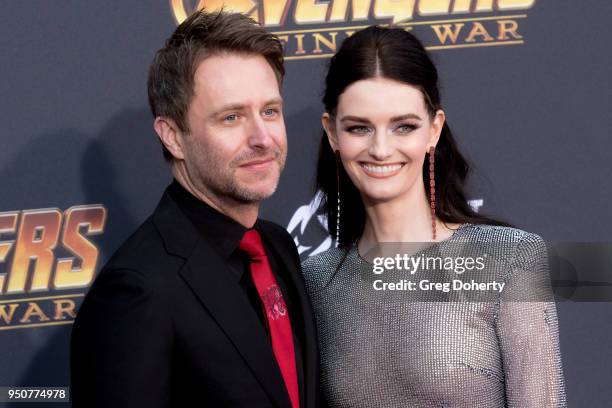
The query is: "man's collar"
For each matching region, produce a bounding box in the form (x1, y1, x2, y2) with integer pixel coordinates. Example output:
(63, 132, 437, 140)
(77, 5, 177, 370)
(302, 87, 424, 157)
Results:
(167, 180, 250, 259)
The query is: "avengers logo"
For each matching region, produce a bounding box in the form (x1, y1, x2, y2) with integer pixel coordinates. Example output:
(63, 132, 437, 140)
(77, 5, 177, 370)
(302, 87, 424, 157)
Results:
(0, 205, 106, 330)
(171, 0, 537, 59)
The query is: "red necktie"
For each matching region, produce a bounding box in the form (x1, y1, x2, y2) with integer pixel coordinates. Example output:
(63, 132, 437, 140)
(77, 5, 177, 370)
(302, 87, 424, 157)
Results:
(239, 229, 300, 408)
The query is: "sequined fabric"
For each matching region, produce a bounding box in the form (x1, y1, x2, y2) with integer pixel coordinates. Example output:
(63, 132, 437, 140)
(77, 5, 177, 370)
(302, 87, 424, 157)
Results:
(301, 224, 566, 407)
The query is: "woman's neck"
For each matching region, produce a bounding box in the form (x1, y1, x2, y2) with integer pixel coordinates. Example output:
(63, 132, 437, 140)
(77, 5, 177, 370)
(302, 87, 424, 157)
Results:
(359, 182, 458, 251)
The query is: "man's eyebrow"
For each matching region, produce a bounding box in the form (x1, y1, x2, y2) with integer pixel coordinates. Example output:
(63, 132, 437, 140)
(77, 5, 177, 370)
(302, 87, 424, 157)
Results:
(210, 98, 284, 117)
(264, 97, 283, 106)
(210, 104, 246, 117)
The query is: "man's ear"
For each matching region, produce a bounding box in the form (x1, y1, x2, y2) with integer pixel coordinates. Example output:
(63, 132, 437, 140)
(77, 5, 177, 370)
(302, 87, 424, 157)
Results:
(153, 117, 185, 160)
(322, 112, 338, 151)
(428, 109, 446, 148)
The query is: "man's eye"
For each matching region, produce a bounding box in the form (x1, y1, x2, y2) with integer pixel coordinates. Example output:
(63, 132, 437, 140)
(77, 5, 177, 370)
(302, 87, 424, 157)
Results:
(346, 125, 371, 135)
(224, 114, 238, 122)
(263, 108, 278, 117)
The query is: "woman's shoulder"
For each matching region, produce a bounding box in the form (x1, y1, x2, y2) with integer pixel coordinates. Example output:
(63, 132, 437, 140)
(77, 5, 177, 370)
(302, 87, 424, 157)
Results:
(459, 223, 544, 245)
(301, 246, 352, 290)
(301, 246, 350, 272)
(459, 223, 547, 269)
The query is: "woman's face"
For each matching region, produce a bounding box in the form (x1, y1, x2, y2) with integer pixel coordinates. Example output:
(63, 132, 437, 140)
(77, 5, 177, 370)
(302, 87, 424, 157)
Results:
(323, 77, 445, 204)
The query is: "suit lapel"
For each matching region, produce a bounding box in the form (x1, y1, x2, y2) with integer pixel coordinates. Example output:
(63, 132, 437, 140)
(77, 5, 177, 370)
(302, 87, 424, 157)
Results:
(179, 243, 292, 408)
(153, 192, 291, 408)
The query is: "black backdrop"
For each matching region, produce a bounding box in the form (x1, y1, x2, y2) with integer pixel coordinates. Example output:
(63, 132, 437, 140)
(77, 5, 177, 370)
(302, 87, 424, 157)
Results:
(0, 1, 611, 406)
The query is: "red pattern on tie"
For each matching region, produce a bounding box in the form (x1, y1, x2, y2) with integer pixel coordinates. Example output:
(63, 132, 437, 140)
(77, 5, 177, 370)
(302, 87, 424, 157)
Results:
(239, 229, 300, 408)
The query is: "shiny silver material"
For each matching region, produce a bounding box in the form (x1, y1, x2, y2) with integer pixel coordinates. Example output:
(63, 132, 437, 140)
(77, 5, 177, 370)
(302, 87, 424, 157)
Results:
(302, 224, 566, 407)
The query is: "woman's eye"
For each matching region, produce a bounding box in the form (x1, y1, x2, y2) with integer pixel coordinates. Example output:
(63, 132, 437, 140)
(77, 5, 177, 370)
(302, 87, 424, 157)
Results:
(396, 124, 417, 133)
(346, 125, 371, 135)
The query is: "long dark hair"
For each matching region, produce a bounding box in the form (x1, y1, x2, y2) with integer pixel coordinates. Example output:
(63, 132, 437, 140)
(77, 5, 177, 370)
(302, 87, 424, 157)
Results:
(316, 26, 510, 248)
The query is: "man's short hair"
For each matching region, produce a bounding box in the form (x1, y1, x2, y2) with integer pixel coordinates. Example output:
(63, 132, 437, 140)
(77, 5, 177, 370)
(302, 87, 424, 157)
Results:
(147, 9, 285, 161)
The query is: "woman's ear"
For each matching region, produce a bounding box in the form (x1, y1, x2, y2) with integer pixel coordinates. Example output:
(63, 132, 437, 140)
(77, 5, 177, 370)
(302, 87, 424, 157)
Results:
(322, 112, 339, 151)
(154, 117, 185, 160)
(428, 109, 446, 148)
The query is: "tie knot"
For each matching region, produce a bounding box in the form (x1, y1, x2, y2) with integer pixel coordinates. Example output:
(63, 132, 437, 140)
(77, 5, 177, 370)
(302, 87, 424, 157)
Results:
(239, 229, 266, 259)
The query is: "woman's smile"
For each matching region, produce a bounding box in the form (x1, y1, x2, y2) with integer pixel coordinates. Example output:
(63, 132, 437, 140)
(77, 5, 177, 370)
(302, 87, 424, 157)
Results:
(359, 162, 406, 178)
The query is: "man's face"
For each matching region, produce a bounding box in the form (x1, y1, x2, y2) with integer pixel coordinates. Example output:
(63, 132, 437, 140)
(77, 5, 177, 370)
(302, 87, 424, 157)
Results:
(180, 53, 287, 205)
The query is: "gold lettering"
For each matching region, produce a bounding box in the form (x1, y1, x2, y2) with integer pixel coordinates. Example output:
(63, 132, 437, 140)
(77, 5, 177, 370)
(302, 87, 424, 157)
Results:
(277, 34, 289, 49)
(171, 0, 259, 24)
(497, 19, 522, 40)
(54, 206, 106, 290)
(20, 302, 50, 323)
(329, 0, 371, 22)
(171, 0, 191, 23)
(475, 0, 494, 12)
(445, 0, 536, 14)
(313, 32, 339, 53)
(53, 299, 77, 320)
(452, 0, 472, 13)
(374, 0, 415, 23)
(6, 210, 62, 294)
(431, 23, 465, 43)
(0, 304, 19, 324)
(418, 0, 450, 16)
(263, 0, 291, 26)
(170, 0, 536, 28)
(295, 0, 328, 24)
(465, 22, 494, 42)
(0, 212, 18, 293)
(497, 0, 535, 10)
(294, 34, 307, 54)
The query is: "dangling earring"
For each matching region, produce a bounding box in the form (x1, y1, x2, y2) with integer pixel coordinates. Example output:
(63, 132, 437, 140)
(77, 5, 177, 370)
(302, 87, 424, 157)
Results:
(428, 146, 436, 241)
(335, 150, 341, 248)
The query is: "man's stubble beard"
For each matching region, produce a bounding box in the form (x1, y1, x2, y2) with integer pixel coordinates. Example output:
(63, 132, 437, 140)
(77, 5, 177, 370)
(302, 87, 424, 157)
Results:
(187, 141, 287, 205)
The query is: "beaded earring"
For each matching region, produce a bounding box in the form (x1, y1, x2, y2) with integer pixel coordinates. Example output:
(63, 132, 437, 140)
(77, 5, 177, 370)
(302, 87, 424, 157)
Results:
(335, 150, 341, 247)
(429, 146, 437, 241)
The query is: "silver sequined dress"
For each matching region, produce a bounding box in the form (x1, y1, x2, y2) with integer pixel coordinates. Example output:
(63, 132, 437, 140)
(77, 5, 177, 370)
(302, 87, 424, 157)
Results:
(301, 224, 566, 407)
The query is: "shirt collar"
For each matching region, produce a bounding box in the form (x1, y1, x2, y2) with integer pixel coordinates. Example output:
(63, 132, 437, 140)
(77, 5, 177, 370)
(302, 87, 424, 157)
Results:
(167, 179, 249, 259)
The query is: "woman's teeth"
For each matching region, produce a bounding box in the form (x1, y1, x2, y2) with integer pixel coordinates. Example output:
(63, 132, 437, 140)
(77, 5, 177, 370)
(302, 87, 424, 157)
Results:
(361, 163, 404, 174)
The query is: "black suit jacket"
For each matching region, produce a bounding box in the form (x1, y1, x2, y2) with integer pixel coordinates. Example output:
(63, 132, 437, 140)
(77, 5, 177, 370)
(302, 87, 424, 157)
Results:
(70, 191, 320, 407)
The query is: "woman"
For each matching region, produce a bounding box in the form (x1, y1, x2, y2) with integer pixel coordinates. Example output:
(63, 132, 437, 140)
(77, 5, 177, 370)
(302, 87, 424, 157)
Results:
(301, 26, 566, 407)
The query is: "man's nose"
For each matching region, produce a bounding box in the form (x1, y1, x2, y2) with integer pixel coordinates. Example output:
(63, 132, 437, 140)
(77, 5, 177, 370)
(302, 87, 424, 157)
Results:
(247, 116, 273, 150)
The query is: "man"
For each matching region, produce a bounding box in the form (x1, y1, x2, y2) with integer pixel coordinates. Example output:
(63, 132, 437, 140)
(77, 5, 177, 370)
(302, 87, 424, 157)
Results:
(70, 10, 319, 408)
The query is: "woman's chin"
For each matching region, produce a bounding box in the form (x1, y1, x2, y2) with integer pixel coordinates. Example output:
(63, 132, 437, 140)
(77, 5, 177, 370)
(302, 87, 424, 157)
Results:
(360, 189, 403, 204)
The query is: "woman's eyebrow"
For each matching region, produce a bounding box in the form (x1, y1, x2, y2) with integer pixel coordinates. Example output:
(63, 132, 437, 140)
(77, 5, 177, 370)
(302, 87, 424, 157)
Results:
(340, 113, 422, 123)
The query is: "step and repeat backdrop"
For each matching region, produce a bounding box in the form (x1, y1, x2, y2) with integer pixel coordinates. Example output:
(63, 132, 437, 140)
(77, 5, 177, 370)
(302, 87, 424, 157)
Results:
(1, 1, 611, 406)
